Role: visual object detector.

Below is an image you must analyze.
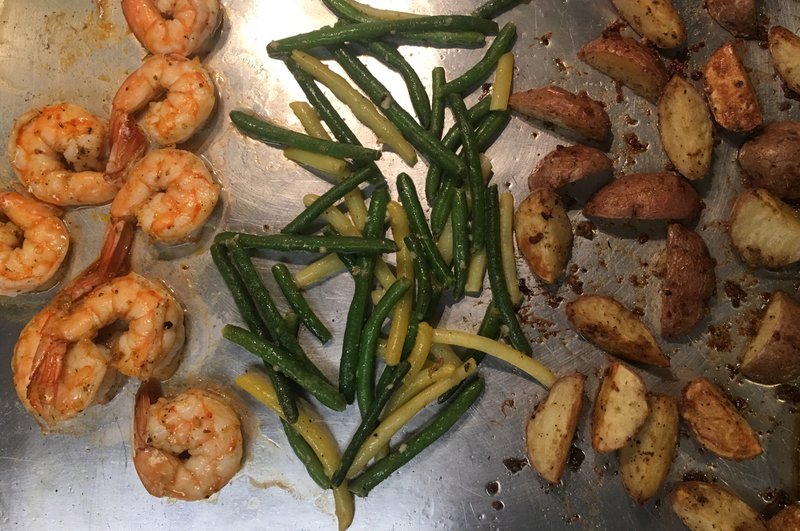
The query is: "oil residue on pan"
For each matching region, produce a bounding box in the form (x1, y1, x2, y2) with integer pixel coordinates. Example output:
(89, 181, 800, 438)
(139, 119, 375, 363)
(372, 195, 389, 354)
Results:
(1, 0, 799, 530)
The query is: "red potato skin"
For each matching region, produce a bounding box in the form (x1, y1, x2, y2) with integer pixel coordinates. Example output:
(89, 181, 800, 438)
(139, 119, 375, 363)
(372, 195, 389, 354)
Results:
(583, 173, 702, 221)
(738, 122, 800, 200)
(528, 145, 613, 192)
(768, 504, 800, 531)
(508, 86, 612, 142)
(661, 224, 716, 337)
(706, 0, 757, 37)
(739, 292, 800, 385)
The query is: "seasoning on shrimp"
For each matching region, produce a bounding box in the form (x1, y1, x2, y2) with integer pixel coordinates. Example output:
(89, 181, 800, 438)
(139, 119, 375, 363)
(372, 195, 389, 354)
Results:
(0, 192, 70, 296)
(12, 219, 135, 428)
(52, 272, 186, 381)
(12, 304, 124, 428)
(111, 148, 220, 244)
(134, 380, 243, 501)
(7, 103, 118, 206)
(107, 53, 216, 180)
(122, 0, 222, 57)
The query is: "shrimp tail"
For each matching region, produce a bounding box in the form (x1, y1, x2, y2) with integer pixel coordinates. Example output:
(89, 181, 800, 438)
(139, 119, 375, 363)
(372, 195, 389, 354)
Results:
(134, 379, 177, 498)
(105, 111, 148, 186)
(58, 218, 136, 305)
(135, 379, 163, 449)
(26, 332, 68, 419)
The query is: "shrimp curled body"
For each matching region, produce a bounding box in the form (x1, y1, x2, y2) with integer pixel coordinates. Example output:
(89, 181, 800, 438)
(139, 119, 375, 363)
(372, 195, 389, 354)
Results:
(122, 0, 221, 57)
(111, 148, 219, 244)
(53, 272, 185, 381)
(12, 305, 121, 428)
(7, 103, 118, 206)
(112, 54, 215, 147)
(134, 380, 243, 500)
(0, 192, 70, 296)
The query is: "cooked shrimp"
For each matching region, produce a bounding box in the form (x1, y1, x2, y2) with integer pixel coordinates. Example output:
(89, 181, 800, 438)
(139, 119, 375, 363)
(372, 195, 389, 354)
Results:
(107, 54, 215, 179)
(122, 0, 221, 56)
(7, 103, 118, 206)
(134, 379, 243, 500)
(111, 148, 219, 244)
(112, 53, 215, 146)
(0, 192, 70, 296)
(12, 219, 135, 427)
(12, 304, 122, 427)
(51, 272, 185, 381)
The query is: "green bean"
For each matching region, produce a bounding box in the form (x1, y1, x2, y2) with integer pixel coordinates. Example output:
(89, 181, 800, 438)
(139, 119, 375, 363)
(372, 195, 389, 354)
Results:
(320, 0, 487, 46)
(466, 301, 503, 365)
(357, 277, 412, 415)
(474, 109, 511, 151)
(363, 40, 431, 129)
(425, 279, 445, 324)
(272, 263, 332, 343)
(332, 361, 410, 486)
(425, 97, 493, 200)
(224, 325, 346, 412)
(396, 173, 454, 288)
(340, 188, 390, 402)
(401, 317, 420, 360)
(215, 232, 396, 255)
(268, 16, 498, 56)
(440, 22, 517, 96)
(430, 180, 456, 239)
(283, 58, 387, 188)
(429, 67, 446, 140)
(349, 376, 485, 497)
(284, 311, 300, 337)
(437, 302, 501, 403)
(210, 244, 299, 423)
(403, 235, 431, 322)
(282, 166, 379, 234)
(448, 94, 487, 252)
(472, 0, 529, 19)
(486, 186, 531, 354)
(229, 111, 380, 162)
(281, 418, 331, 489)
(226, 241, 332, 383)
(330, 46, 466, 177)
(451, 188, 470, 299)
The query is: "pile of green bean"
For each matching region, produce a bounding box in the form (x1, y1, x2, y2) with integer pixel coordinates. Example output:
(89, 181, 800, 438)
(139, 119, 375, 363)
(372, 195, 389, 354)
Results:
(216, 0, 545, 521)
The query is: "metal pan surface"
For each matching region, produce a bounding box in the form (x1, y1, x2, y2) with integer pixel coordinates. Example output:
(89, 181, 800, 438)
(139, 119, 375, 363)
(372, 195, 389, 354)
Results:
(1, 0, 798, 529)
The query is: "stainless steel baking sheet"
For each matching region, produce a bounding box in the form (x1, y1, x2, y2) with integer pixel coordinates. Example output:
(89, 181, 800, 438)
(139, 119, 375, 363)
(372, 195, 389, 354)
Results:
(2, 0, 799, 529)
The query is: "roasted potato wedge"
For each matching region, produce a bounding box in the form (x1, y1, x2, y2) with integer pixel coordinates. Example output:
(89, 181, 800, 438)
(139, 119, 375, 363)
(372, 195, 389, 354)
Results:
(680, 378, 762, 460)
(514, 188, 573, 284)
(592, 361, 649, 452)
(578, 35, 668, 103)
(567, 294, 670, 367)
(658, 76, 713, 181)
(661, 224, 716, 337)
(740, 292, 800, 385)
(729, 188, 800, 269)
(704, 41, 763, 134)
(738, 121, 800, 200)
(525, 373, 586, 484)
(705, 0, 757, 37)
(619, 394, 679, 504)
(672, 481, 767, 531)
(611, 0, 685, 48)
(527, 145, 613, 192)
(508, 86, 612, 143)
(769, 26, 800, 95)
(768, 504, 800, 531)
(583, 172, 701, 221)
